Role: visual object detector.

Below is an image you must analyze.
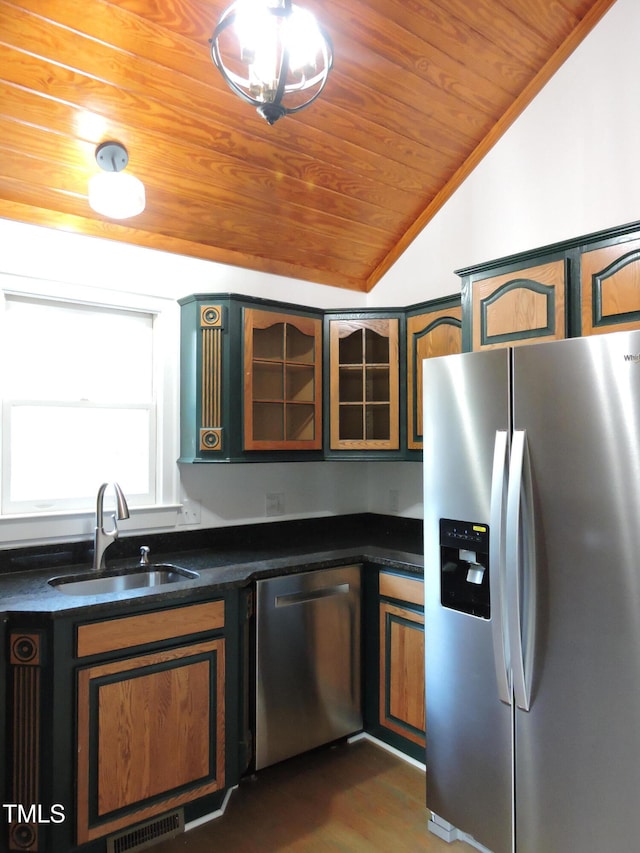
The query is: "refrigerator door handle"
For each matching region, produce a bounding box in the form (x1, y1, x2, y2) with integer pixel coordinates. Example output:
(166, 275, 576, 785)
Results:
(490, 429, 511, 705)
(506, 429, 536, 712)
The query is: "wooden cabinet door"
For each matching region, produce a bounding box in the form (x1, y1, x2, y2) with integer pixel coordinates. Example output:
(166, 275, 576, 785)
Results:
(243, 307, 322, 450)
(329, 317, 399, 451)
(407, 304, 462, 450)
(471, 260, 566, 350)
(379, 573, 425, 748)
(76, 638, 225, 845)
(580, 237, 640, 335)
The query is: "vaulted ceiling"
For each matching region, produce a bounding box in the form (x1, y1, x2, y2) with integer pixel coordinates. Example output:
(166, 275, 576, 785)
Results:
(0, 0, 617, 291)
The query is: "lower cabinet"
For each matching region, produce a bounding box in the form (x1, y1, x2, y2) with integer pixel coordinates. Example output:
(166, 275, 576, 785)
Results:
(4, 592, 247, 853)
(4, 562, 428, 852)
(75, 602, 227, 846)
(364, 569, 425, 763)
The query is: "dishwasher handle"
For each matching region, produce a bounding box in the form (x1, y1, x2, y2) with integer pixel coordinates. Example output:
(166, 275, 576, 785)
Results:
(275, 583, 351, 607)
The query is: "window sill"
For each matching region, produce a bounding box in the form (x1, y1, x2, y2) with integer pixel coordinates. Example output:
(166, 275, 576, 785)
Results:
(0, 504, 182, 549)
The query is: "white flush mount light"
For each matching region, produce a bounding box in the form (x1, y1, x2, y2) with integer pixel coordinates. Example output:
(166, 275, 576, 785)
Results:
(88, 141, 145, 219)
(210, 0, 333, 125)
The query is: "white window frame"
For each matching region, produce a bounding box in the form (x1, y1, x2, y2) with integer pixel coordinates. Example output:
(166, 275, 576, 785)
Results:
(0, 274, 181, 546)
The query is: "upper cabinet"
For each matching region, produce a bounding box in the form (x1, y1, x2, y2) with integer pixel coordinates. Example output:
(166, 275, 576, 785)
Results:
(180, 296, 466, 461)
(179, 294, 324, 462)
(243, 307, 322, 451)
(458, 220, 640, 350)
(406, 296, 462, 452)
(324, 311, 403, 457)
(578, 233, 640, 336)
(459, 254, 568, 352)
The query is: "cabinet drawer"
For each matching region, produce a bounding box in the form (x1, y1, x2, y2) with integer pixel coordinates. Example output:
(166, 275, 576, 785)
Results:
(76, 600, 224, 657)
(379, 572, 423, 607)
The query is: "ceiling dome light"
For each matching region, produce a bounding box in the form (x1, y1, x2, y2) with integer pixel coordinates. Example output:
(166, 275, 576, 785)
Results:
(88, 142, 145, 219)
(210, 0, 333, 125)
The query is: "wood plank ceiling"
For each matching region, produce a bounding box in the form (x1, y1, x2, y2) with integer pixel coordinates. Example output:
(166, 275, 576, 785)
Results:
(0, 0, 617, 292)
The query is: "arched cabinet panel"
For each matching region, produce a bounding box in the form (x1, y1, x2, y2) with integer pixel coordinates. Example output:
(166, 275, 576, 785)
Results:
(470, 260, 566, 351)
(580, 238, 640, 335)
(406, 298, 462, 451)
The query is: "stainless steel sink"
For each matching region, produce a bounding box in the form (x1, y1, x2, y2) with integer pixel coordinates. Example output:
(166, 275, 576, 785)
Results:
(49, 564, 200, 596)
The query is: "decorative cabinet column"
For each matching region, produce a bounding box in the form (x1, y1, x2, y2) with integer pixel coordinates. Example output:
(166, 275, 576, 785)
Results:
(0, 616, 6, 845)
(7, 630, 46, 852)
(406, 296, 461, 452)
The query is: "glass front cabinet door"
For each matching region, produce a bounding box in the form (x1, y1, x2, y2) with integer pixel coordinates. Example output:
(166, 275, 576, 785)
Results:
(325, 312, 403, 457)
(179, 294, 323, 462)
(243, 307, 322, 451)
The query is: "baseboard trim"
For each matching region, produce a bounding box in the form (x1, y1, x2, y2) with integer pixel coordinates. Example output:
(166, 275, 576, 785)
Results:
(348, 731, 426, 772)
(184, 785, 238, 832)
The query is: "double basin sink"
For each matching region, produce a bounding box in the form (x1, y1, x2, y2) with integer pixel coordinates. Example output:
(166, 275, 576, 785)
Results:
(49, 564, 200, 596)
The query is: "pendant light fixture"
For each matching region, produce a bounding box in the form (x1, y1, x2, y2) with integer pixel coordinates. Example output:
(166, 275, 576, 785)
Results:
(88, 142, 146, 220)
(210, 0, 333, 125)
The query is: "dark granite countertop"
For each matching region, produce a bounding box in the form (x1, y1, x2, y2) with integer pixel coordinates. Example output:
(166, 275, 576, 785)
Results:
(0, 514, 423, 617)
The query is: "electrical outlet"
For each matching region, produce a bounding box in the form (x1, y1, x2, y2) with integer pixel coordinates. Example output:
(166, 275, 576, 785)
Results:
(179, 498, 201, 525)
(389, 489, 399, 513)
(266, 492, 285, 516)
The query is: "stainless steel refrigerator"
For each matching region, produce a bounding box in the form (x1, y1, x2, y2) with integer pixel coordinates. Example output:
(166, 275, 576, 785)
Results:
(423, 329, 640, 853)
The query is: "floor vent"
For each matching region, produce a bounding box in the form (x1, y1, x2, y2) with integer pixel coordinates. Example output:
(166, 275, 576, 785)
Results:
(106, 809, 184, 853)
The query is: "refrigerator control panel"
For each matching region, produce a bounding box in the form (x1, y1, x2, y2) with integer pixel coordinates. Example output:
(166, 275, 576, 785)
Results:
(440, 519, 490, 619)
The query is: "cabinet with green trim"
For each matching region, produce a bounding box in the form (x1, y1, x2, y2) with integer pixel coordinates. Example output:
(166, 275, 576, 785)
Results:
(459, 250, 568, 352)
(179, 294, 324, 462)
(577, 227, 640, 336)
(363, 568, 425, 763)
(324, 309, 405, 458)
(180, 294, 465, 460)
(405, 295, 462, 454)
(458, 219, 640, 350)
(3, 587, 249, 853)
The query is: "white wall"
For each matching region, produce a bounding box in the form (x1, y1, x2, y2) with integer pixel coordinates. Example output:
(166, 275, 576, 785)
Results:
(0, 224, 369, 546)
(367, 0, 640, 516)
(1, 0, 637, 543)
(0, 218, 364, 310)
(369, 0, 640, 307)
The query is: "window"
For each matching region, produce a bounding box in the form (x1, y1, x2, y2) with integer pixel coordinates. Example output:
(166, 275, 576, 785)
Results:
(1, 291, 167, 516)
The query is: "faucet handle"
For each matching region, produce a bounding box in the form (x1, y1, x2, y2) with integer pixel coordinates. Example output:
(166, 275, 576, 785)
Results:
(139, 545, 151, 567)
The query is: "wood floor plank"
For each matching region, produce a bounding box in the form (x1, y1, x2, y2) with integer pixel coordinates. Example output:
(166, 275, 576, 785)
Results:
(150, 739, 469, 852)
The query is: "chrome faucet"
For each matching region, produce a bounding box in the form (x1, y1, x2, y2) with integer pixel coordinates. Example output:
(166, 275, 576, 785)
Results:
(93, 482, 130, 571)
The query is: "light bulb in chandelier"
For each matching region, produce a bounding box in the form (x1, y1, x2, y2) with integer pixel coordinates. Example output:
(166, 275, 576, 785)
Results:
(210, 0, 333, 125)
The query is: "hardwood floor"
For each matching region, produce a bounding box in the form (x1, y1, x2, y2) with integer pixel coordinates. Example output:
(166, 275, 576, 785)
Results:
(151, 738, 469, 852)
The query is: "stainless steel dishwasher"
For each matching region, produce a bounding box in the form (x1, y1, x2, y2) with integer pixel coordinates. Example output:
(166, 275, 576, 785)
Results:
(255, 565, 362, 770)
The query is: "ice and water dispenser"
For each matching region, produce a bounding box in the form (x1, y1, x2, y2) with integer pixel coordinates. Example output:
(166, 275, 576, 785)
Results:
(440, 519, 490, 619)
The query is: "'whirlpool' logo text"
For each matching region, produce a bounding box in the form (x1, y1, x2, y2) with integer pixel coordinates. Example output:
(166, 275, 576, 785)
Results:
(623, 354, 640, 362)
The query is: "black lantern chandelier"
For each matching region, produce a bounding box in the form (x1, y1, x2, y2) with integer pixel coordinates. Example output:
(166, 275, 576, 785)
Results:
(210, 0, 333, 125)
